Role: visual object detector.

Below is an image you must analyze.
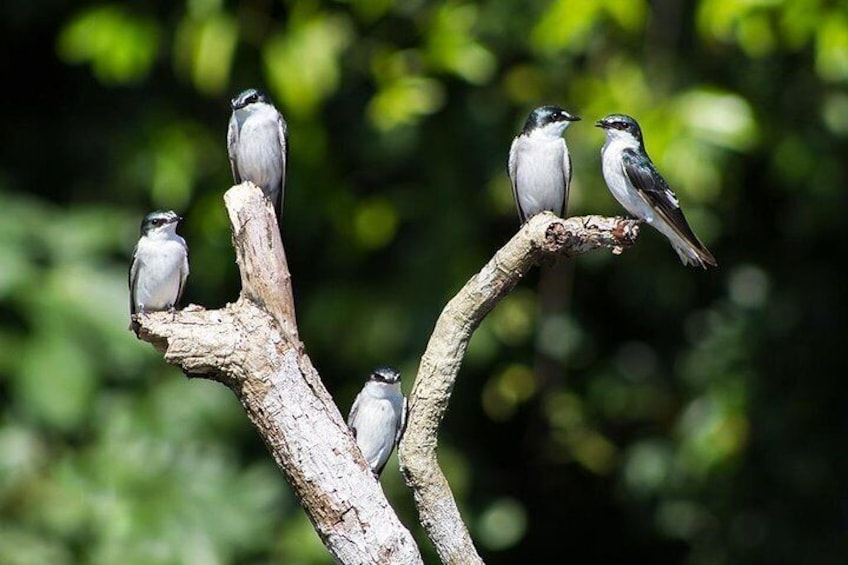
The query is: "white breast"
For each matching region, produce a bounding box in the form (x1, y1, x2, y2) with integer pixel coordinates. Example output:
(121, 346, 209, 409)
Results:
(236, 108, 283, 193)
(133, 237, 186, 311)
(350, 383, 404, 469)
(511, 132, 568, 218)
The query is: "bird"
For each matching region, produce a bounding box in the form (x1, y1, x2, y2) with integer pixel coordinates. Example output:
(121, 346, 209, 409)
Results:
(227, 88, 288, 222)
(508, 105, 581, 224)
(128, 210, 190, 333)
(347, 366, 407, 478)
(595, 114, 717, 268)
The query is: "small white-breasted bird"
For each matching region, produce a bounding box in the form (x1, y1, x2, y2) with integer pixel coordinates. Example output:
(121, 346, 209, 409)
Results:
(347, 366, 407, 478)
(227, 88, 288, 222)
(596, 114, 717, 268)
(508, 105, 581, 224)
(128, 210, 189, 333)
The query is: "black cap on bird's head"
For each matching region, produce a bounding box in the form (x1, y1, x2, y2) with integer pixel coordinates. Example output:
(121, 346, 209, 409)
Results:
(595, 114, 644, 143)
(369, 366, 401, 384)
(140, 210, 182, 235)
(231, 88, 270, 111)
(522, 105, 581, 134)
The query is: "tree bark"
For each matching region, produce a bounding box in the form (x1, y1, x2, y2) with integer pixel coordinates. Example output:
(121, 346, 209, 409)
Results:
(135, 183, 423, 565)
(398, 212, 639, 564)
(135, 183, 639, 564)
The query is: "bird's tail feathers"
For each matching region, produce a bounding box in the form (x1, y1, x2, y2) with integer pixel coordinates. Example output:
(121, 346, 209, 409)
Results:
(674, 243, 717, 269)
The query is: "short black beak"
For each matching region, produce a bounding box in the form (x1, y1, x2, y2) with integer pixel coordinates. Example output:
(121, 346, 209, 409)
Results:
(567, 114, 582, 122)
(594, 119, 606, 128)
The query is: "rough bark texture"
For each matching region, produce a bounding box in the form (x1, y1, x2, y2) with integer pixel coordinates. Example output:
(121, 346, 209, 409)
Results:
(135, 183, 423, 565)
(135, 185, 638, 564)
(398, 212, 640, 564)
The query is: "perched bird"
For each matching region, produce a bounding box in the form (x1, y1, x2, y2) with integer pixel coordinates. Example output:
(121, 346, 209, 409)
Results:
(347, 366, 407, 478)
(596, 114, 717, 268)
(128, 210, 190, 333)
(227, 88, 288, 221)
(508, 105, 581, 224)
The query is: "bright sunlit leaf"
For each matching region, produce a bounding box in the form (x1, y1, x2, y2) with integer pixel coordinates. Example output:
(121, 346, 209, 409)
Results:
(174, 13, 238, 95)
(57, 5, 160, 84)
(816, 13, 848, 82)
(675, 89, 758, 151)
(264, 12, 353, 118)
(425, 3, 495, 84)
(368, 76, 445, 130)
(531, 1, 602, 53)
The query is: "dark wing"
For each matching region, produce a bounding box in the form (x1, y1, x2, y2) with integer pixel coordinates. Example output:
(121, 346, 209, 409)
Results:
(561, 142, 572, 217)
(507, 137, 527, 223)
(177, 240, 189, 306)
(347, 391, 362, 436)
(275, 110, 288, 220)
(226, 113, 241, 184)
(376, 394, 407, 478)
(128, 246, 140, 329)
(621, 148, 712, 257)
(395, 395, 408, 447)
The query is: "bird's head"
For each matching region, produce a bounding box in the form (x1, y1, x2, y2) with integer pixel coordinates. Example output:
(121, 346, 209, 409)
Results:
(369, 366, 401, 384)
(231, 88, 270, 111)
(522, 105, 581, 136)
(595, 114, 644, 145)
(141, 210, 182, 237)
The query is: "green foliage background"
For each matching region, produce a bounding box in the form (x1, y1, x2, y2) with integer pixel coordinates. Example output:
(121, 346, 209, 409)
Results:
(1, 0, 846, 563)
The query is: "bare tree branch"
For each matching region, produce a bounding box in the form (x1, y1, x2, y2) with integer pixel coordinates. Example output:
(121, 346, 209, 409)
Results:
(224, 187, 299, 343)
(134, 185, 638, 565)
(398, 212, 640, 564)
(135, 183, 423, 565)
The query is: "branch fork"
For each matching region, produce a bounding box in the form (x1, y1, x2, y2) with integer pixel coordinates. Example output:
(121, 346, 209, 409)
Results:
(135, 183, 639, 564)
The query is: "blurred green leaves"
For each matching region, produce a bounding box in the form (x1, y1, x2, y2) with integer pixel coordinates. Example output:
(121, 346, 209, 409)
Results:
(0, 191, 289, 563)
(482, 364, 536, 421)
(265, 10, 353, 119)
(57, 6, 160, 84)
(17, 330, 96, 431)
(5, 0, 848, 562)
(425, 3, 495, 84)
(816, 13, 848, 82)
(532, 0, 646, 54)
(175, 11, 238, 95)
(698, 0, 848, 82)
(476, 497, 527, 551)
(675, 89, 757, 152)
(368, 72, 445, 130)
(352, 197, 399, 249)
(545, 390, 619, 474)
